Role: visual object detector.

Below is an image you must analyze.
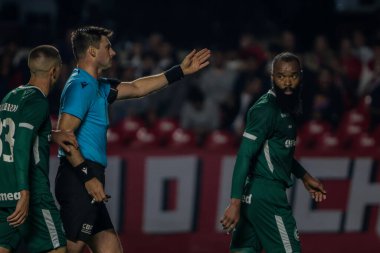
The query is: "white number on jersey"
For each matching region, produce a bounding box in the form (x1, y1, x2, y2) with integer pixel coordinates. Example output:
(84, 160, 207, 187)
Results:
(0, 118, 16, 163)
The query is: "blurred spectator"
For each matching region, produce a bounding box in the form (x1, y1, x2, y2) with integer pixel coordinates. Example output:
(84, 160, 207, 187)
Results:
(238, 33, 267, 65)
(352, 30, 373, 65)
(56, 29, 75, 68)
(0, 40, 28, 97)
(231, 76, 265, 135)
(180, 85, 220, 145)
(156, 41, 177, 71)
(369, 83, 380, 131)
(225, 52, 268, 133)
(358, 39, 380, 97)
(197, 50, 237, 105)
(310, 67, 345, 128)
(280, 30, 299, 53)
(338, 38, 362, 107)
(304, 35, 335, 73)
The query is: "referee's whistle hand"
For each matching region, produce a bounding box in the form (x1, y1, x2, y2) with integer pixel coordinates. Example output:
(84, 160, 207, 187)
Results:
(85, 177, 106, 203)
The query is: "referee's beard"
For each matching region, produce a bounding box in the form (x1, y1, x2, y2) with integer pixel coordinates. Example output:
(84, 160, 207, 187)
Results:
(272, 82, 302, 116)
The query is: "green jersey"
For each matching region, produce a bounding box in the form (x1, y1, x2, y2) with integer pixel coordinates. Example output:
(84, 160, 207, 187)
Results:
(0, 85, 52, 207)
(231, 90, 306, 199)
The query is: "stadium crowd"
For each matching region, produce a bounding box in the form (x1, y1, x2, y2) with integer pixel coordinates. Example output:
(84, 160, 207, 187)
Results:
(0, 29, 379, 151)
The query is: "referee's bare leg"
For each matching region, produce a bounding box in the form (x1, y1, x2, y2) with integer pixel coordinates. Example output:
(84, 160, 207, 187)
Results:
(66, 229, 123, 253)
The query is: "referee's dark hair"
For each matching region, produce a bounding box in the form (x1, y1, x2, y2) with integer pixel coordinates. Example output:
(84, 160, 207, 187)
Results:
(71, 26, 113, 61)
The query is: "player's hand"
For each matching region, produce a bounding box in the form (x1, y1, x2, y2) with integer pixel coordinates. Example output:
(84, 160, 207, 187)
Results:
(220, 199, 241, 234)
(7, 190, 29, 227)
(51, 130, 78, 153)
(302, 173, 327, 202)
(84, 177, 108, 203)
(180, 48, 211, 75)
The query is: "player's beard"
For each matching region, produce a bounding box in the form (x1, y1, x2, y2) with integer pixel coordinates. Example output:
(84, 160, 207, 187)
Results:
(272, 82, 302, 116)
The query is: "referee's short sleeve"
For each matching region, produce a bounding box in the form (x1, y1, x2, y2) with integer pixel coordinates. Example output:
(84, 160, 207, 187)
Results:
(60, 80, 96, 120)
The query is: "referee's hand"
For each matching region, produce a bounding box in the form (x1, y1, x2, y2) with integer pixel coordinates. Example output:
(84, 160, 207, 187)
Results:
(84, 177, 107, 203)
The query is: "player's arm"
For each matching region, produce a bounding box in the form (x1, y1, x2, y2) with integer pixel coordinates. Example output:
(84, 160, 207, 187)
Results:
(57, 114, 86, 166)
(115, 48, 210, 99)
(220, 105, 273, 232)
(7, 98, 48, 226)
(231, 105, 273, 199)
(291, 159, 307, 179)
(51, 130, 78, 153)
(292, 159, 327, 202)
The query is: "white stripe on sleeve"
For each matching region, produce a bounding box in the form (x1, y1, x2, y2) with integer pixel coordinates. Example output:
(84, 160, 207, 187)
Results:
(19, 122, 34, 130)
(243, 132, 257, 141)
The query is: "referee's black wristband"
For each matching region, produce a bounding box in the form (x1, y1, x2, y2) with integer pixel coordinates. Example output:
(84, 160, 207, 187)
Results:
(73, 161, 96, 184)
(164, 65, 184, 85)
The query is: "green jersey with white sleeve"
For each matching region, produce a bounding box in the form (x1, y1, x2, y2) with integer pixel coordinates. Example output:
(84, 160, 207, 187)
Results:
(0, 85, 52, 207)
(231, 90, 306, 199)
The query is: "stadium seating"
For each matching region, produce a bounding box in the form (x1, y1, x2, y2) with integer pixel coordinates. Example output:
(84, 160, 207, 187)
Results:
(349, 132, 378, 154)
(117, 117, 145, 144)
(152, 118, 179, 145)
(128, 127, 160, 149)
(314, 132, 342, 151)
(204, 130, 237, 150)
(297, 120, 332, 149)
(166, 128, 197, 149)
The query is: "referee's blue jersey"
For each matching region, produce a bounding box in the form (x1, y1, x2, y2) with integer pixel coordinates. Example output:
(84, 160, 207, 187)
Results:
(59, 68, 111, 167)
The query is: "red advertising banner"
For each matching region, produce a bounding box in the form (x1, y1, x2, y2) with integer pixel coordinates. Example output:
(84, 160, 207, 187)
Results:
(50, 147, 380, 253)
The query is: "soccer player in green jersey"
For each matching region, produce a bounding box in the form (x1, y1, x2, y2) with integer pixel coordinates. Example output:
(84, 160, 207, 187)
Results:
(220, 52, 327, 253)
(0, 45, 77, 253)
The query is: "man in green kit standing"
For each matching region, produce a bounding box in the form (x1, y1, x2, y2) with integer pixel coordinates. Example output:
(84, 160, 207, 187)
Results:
(221, 52, 327, 253)
(0, 45, 77, 253)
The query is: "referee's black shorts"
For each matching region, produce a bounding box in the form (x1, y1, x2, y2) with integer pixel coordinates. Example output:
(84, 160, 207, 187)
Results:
(55, 158, 114, 242)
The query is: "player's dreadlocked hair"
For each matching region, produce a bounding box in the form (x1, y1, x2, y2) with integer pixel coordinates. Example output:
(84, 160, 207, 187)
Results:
(71, 26, 113, 60)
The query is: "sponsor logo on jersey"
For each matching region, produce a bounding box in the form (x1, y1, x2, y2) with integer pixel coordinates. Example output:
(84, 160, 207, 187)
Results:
(0, 103, 18, 113)
(241, 194, 252, 204)
(280, 113, 289, 118)
(285, 139, 296, 148)
(82, 166, 88, 175)
(81, 223, 93, 234)
(81, 82, 88, 88)
(0, 192, 21, 201)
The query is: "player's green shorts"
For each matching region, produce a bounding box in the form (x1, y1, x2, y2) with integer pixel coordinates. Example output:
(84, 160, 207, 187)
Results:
(0, 193, 66, 253)
(230, 177, 301, 253)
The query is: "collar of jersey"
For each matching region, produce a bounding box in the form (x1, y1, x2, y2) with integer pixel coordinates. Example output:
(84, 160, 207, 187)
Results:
(74, 67, 98, 85)
(21, 84, 47, 97)
(268, 89, 276, 97)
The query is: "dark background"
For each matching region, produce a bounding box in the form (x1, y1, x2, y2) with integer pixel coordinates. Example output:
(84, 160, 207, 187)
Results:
(0, 0, 378, 50)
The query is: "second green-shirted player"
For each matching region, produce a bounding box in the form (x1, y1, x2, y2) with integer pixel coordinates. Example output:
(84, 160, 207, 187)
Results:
(0, 45, 71, 253)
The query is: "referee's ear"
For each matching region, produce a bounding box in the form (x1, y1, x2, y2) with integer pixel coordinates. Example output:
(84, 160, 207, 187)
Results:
(89, 46, 96, 58)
